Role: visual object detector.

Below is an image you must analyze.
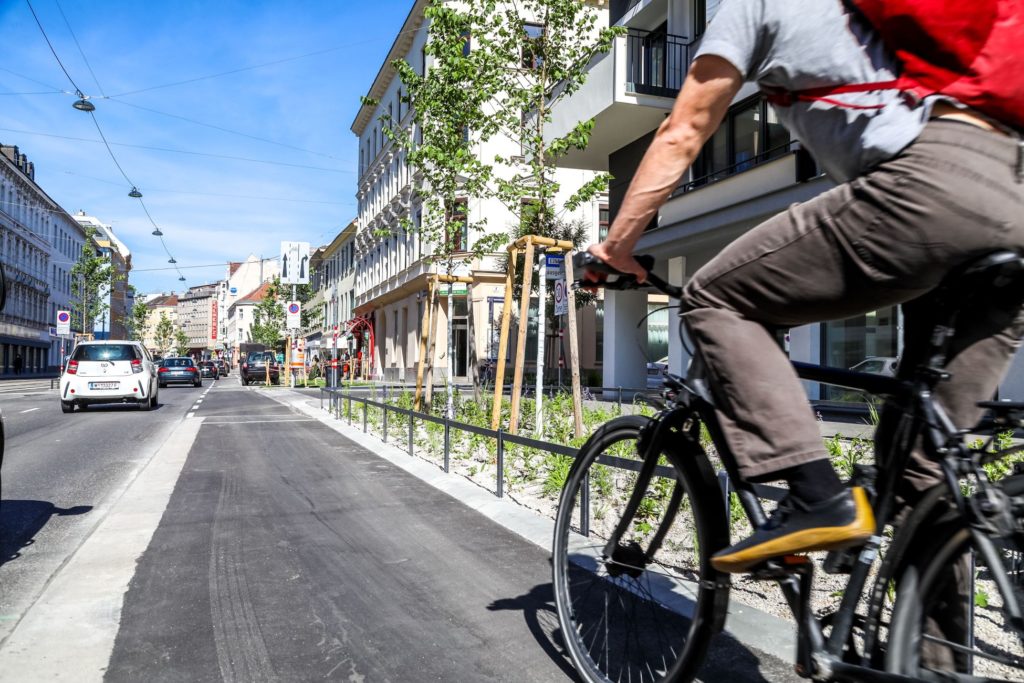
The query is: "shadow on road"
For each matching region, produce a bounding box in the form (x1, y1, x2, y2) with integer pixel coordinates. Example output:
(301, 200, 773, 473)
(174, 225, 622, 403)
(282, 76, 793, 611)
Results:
(491, 580, 782, 683)
(0, 500, 93, 567)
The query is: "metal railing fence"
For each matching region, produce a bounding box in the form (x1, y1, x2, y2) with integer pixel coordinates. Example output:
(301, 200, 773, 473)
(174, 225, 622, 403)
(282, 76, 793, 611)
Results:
(320, 386, 786, 537)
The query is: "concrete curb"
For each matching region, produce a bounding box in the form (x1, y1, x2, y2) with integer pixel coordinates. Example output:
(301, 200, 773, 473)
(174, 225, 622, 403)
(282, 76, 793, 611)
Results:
(270, 390, 798, 662)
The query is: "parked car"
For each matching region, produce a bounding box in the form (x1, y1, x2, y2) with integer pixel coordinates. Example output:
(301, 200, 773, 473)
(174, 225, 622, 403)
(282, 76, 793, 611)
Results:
(158, 357, 202, 387)
(849, 356, 899, 376)
(198, 360, 220, 379)
(215, 359, 229, 377)
(240, 351, 280, 385)
(647, 356, 669, 389)
(59, 340, 159, 413)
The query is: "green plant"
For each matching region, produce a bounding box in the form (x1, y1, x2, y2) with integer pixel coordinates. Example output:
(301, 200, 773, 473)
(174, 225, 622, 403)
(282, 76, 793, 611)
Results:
(541, 455, 574, 498)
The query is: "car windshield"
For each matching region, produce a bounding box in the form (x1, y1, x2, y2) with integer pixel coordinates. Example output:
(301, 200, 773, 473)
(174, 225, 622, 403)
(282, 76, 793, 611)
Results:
(161, 358, 194, 368)
(72, 344, 139, 362)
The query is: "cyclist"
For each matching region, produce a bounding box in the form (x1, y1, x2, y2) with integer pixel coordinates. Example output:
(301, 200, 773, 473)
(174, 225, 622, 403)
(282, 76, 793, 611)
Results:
(588, 0, 1024, 573)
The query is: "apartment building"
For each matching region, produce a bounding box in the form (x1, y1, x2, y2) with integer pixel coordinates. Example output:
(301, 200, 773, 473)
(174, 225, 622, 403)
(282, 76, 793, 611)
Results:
(226, 281, 275, 354)
(221, 255, 279, 363)
(0, 144, 88, 373)
(72, 211, 132, 340)
(351, 0, 605, 383)
(142, 293, 178, 354)
(177, 283, 219, 357)
(307, 221, 357, 361)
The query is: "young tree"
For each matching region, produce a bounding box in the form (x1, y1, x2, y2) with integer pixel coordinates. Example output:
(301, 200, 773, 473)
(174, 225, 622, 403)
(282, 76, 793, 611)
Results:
(173, 328, 190, 357)
(249, 278, 285, 349)
(387, 0, 509, 416)
(154, 312, 174, 356)
(70, 227, 123, 336)
(128, 300, 150, 343)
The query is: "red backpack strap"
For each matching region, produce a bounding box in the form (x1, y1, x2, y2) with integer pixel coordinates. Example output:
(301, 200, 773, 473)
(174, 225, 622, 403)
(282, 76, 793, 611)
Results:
(763, 79, 906, 111)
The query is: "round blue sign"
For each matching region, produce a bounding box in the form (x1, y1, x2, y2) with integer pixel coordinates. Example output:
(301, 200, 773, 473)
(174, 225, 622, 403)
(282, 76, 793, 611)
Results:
(230, 287, 237, 294)
(57, 311, 70, 322)
(288, 303, 300, 314)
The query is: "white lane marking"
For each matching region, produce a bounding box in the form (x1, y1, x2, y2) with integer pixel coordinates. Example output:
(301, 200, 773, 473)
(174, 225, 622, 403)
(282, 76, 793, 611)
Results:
(202, 418, 315, 425)
(187, 412, 196, 419)
(196, 399, 203, 404)
(19, 407, 39, 413)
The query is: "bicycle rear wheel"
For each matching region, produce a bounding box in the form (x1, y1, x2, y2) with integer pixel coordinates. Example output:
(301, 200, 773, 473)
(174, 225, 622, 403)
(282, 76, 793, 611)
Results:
(886, 476, 1024, 681)
(552, 415, 730, 683)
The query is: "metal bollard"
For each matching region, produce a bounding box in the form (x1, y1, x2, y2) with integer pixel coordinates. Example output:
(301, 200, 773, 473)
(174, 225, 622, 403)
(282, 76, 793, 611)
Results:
(443, 418, 450, 473)
(408, 413, 414, 456)
(383, 404, 388, 443)
(363, 401, 368, 432)
(496, 429, 505, 498)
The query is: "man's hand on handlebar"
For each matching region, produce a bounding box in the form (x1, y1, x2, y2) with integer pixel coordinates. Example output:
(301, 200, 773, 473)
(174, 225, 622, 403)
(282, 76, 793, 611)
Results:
(585, 241, 648, 287)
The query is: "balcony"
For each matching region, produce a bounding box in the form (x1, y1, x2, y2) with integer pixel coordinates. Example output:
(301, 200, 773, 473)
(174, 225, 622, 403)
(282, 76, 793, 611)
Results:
(544, 28, 694, 171)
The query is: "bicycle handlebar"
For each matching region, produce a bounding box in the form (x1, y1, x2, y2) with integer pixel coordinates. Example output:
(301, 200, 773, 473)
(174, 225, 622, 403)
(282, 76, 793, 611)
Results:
(572, 252, 684, 299)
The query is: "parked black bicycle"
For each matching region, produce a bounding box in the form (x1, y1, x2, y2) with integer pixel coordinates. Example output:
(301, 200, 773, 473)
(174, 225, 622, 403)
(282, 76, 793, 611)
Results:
(552, 250, 1024, 682)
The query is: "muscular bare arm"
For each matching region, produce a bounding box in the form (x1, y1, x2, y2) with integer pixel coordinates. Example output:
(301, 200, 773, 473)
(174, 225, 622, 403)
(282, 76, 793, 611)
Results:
(588, 55, 744, 280)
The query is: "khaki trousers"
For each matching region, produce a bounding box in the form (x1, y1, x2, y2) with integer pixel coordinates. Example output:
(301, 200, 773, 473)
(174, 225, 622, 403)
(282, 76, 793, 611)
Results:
(681, 120, 1024, 483)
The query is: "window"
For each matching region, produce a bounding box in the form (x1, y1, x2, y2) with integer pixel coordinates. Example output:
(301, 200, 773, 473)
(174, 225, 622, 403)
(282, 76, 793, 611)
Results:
(598, 205, 610, 241)
(522, 22, 544, 69)
(450, 200, 469, 252)
(690, 96, 791, 184)
(461, 29, 471, 57)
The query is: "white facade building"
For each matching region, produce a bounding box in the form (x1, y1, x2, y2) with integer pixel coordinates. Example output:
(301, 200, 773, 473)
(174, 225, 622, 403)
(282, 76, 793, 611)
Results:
(0, 144, 88, 373)
(351, 0, 606, 383)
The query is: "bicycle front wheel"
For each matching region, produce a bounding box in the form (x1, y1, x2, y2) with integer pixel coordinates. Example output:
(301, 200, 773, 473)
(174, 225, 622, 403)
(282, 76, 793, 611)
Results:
(886, 476, 1024, 681)
(552, 415, 730, 683)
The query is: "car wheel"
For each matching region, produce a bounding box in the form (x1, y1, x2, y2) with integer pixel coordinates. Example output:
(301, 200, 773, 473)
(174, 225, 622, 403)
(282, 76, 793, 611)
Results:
(60, 401, 73, 413)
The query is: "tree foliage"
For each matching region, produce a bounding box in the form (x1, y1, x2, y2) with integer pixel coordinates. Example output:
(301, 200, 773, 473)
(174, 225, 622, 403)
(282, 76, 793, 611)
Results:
(249, 278, 286, 348)
(173, 328, 190, 357)
(70, 227, 123, 334)
(128, 301, 150, 343)
(154, 312, 174, 356)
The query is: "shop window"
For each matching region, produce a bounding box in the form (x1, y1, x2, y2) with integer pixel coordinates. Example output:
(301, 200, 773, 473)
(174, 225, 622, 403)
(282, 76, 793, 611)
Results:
(821, 307, 900, 402)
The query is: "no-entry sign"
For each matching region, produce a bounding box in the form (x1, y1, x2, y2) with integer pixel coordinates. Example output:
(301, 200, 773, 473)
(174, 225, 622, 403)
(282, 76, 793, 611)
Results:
(56, 310, 71, 335)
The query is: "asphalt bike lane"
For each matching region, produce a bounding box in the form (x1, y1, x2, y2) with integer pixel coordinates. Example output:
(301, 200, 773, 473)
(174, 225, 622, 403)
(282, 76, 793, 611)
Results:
(104, 382, 575, 682)
(0, 377, 210, 674)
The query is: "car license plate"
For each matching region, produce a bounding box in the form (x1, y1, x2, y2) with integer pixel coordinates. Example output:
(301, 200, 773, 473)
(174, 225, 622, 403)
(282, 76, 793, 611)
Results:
(89, 381, 119, 390)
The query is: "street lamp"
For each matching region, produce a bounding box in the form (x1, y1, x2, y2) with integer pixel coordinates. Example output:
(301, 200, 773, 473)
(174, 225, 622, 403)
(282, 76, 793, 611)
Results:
(168, 257, 177, 264)
(152, 227, 163, 237)
(128, 187, 143, 198)
(72, 91, 95, 112)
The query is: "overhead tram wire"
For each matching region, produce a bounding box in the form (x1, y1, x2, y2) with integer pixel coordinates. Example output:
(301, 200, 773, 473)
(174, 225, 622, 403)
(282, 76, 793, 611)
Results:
(0, 127, 354, 174)
(24, 0, 187, 283)
(54, 0, 106, 98)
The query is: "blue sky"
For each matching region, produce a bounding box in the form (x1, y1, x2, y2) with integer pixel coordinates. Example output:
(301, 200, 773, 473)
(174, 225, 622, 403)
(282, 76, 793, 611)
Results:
(0, 0, 412, 295)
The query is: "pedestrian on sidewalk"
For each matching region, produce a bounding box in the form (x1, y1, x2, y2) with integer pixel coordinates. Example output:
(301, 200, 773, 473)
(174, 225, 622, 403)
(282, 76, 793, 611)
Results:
(13, 353, 23, 375)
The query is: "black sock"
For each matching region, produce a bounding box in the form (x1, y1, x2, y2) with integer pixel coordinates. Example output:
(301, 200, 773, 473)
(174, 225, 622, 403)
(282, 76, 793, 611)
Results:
(779, 459, 844, 505)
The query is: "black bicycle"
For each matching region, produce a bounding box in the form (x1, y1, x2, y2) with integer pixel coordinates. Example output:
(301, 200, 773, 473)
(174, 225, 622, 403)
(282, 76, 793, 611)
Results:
(552, 250, 1024, 682)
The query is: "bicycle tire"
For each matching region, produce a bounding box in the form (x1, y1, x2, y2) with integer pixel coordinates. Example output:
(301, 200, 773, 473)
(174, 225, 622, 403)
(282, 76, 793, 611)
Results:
(552, 414, 730, 683)
(886, 476, 1024, 680)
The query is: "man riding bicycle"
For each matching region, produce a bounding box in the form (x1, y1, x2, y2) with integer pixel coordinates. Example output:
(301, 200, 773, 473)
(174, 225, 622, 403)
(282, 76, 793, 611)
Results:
(587, 0, 1024, 573)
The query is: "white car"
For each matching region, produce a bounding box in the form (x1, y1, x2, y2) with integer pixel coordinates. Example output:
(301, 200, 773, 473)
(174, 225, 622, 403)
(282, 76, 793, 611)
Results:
(59, 340, 159, 413)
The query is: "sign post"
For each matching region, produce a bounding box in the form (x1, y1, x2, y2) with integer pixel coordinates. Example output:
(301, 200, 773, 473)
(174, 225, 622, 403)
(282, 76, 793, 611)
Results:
(56, 310, 71, 373)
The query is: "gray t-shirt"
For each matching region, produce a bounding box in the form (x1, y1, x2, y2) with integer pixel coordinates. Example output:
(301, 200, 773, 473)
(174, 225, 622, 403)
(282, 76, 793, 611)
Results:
(696, 0, 933, 182)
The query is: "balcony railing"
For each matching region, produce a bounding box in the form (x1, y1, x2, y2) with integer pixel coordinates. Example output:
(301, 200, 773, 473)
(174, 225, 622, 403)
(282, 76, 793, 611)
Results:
(670, 141, 819, 198)
(626, 29, 695, 99)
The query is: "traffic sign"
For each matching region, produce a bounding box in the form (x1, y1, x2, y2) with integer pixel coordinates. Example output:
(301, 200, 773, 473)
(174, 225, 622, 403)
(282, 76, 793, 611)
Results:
(280, 241, 311, 285)
(286, 301, 301, 329)
(56, 310, 71, 335)
(553, 279, 569, 316)
(545, 254, 565, 280)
